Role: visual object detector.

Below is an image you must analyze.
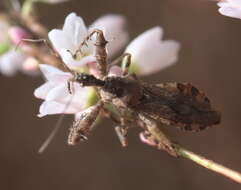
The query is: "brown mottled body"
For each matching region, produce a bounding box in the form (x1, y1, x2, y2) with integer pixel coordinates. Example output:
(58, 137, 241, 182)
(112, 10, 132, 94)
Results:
(98, 76, 220, 132)
(62, 29, 221, 155)
(133, 82, 221, 131)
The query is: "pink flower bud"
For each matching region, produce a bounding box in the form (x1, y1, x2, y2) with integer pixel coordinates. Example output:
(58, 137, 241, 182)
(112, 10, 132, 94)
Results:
(22, 57, 39, 73)
(8, 26, 31, 45)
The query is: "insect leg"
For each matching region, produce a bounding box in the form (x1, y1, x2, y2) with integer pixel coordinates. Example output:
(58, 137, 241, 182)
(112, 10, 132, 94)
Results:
(115, 126, 128, 147)
(16, 38, 58, 57)
(78, 29, 108, 78)
(67, 79, 74, 94)
(68, 101, 104, 145)
(102, 106, 130, 147)
(121, 53, 132, 76)
(137, 113, 178, 157)
(17, 38, 75, 73)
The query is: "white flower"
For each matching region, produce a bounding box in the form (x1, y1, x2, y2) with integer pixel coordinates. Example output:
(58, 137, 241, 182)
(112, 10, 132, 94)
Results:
(217, 0, 241, 19)
(125, 27, 180, 76)
(34, 64, 96, 117)
(90, 14, 129, 57)
(48, 12, 128, 68)
(0, 50, 27, 76)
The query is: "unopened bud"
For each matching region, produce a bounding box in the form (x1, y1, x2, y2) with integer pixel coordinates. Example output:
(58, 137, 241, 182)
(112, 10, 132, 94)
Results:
(22, 56, 39, 73)
(8, 26, 31, 45)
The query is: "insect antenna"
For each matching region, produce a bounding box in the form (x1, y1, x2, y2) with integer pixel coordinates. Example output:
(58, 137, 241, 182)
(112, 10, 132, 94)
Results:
(16, 38, 75, 74)
(15, 38, 56, 55)
(38, 94, 75, 153)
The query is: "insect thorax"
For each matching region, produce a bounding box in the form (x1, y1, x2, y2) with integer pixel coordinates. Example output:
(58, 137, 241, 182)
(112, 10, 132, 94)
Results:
(100, 76, 142, 108)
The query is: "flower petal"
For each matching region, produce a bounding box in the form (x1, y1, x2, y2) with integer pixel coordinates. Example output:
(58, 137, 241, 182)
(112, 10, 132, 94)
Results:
(59, 49, 96, 67)
(48, 29, 73, 53)
(90, 14, 129, 57)
(38, 100, 80, 117)
(39, 64, 71, 82)
(125, 27, 180, 75)
(218, 2, 241, 19)
(63, 13, 88, 48)
(34, 81, 55, 99)
(45, 83, 90, 110)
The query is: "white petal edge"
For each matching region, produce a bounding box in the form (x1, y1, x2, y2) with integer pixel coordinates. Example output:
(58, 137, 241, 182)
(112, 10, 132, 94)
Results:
(34, 81, 55, 99)
(63, 13, 88, 48)
(90, 14, 129, 57)
(45, 83, 87, 110)
(218, 2, 241, 19)
(48, 29, 73, 53)
(38, 100, 80, 117)
(125, 27, 180, 75)
(59, 49, 96, 67)
(39, 64, 71, 82)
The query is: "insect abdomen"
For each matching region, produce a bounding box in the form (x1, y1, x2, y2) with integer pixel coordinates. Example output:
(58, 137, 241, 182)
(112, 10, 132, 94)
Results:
(132, 82, 221, 132)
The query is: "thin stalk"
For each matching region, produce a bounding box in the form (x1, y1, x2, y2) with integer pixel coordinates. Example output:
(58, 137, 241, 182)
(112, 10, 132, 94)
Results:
(176, 145, 241, 184)
(145, 122, 241, 184)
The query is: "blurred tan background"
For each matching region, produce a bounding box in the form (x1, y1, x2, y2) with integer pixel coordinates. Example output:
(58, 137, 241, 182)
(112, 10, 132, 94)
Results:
(0, 0, 241, 189)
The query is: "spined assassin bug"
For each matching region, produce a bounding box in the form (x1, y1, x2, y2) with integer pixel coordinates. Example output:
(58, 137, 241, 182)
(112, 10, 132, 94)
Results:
(38, 29, 220, 156)
(63, 29, 221, 156)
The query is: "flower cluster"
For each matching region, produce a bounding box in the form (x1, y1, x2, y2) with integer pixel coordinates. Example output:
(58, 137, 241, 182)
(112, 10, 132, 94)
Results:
(0, 0, 70, 76)
(0, 15, 39, 76)
(34, 12, 180, 117)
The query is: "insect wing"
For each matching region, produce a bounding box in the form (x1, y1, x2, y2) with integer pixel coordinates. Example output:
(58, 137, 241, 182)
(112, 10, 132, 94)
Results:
(133, 82, 221, 131)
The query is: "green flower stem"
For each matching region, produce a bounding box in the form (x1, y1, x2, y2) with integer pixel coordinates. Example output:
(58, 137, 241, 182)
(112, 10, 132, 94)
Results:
(148, 123, 241, 184)
(176, 145, 241, 184)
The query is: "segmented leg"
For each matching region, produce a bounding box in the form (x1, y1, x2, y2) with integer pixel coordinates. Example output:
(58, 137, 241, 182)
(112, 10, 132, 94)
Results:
(115, 126, 128, 147)
(68, 101, 103, 145)
(108, 53, 132, 76)
(67, 71, 79, 94)
(16, 38, 58, 57)
(121, 53, 132, 76)
(77, 29, 108, 78)
(102, 106, 131, 147)
(17, 38, 75, 73)
(67, 79, 74, 94)
(137, 113, 178, 157)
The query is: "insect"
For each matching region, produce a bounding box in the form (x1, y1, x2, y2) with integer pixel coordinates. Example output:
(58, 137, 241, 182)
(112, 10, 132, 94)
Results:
(62, 29, 221, 156)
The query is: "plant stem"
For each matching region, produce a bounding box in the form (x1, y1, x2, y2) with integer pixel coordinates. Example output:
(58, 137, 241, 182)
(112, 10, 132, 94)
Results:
(175, 145, 241, 184)
(144, 120, 241, 184)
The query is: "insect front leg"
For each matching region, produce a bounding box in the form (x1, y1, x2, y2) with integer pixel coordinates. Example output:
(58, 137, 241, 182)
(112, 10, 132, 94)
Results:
(78, 29, 108, 78)
(67, 71, 79, 94)
(137, 113, 178, 157)
(68, 101, 103, 145)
